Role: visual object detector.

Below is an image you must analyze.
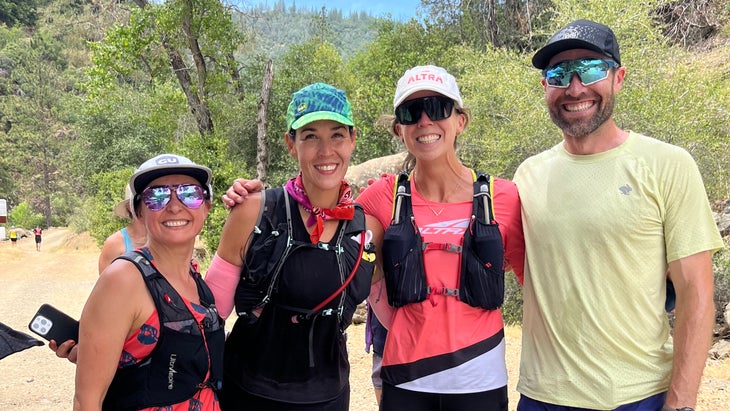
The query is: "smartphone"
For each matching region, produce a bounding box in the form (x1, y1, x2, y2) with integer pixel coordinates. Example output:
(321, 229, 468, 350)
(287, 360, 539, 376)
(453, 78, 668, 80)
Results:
(28, 304, 79, 343)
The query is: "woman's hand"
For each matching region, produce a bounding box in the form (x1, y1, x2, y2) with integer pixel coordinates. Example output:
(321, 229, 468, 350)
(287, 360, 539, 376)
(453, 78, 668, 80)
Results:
(49, 339, 79, 364)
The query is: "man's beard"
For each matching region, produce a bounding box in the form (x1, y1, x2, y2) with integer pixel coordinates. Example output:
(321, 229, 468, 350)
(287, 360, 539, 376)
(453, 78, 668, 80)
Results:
(548, 91, 614, 138)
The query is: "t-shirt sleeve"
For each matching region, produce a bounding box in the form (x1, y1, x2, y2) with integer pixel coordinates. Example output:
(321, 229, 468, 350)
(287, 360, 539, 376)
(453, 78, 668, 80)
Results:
(356, 173, 396, 229)
(493, 178, 525, 285)
(660, 147, 724, 261)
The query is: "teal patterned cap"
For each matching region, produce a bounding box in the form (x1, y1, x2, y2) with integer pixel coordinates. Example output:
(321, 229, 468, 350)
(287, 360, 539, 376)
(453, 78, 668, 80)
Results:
(286, 83, 354, 131)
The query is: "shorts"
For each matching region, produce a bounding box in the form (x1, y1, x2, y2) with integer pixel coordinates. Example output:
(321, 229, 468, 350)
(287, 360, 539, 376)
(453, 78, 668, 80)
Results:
(371, 352, 383, 390)
(35, 235, 41, 244)
(516, 392, 666, 411)
(381, 383, 508, 411)
(10, 238, 17, 242)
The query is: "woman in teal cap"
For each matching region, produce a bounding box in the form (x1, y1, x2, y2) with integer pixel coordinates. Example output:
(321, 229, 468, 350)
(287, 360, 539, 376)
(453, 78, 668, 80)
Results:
(206, 83, 376, 410)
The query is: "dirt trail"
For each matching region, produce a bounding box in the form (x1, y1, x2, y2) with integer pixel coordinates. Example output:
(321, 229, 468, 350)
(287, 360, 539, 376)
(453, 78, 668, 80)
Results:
(0, 228, 727, 410)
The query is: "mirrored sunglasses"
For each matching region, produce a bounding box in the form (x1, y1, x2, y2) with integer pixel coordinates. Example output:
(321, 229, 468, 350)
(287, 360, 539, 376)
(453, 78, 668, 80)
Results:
(140, 184, 208, 212)
(543, 58, 619, 88)
(395, 96, 455, 125)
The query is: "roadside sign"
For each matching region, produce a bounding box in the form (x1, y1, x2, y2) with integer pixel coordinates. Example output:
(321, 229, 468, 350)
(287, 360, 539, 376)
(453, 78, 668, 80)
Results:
(0, 199, 6, 224)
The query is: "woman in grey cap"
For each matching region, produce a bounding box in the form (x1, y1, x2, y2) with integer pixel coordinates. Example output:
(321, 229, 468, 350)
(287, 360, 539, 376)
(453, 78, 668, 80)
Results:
(74, 154, 225, 411)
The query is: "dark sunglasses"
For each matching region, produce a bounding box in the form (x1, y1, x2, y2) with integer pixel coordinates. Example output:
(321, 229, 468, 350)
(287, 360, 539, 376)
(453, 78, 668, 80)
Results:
(140, 184, 208, 212)
(543, 58, 619, 88)
(395, 96, 455, 125)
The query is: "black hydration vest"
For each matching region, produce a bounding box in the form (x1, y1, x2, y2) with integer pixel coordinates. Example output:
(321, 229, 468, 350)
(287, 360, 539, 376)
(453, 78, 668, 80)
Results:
(381, 171, 505, 309)
(232, 187, 374, 327)
(224, 187, 374, 404)
(102, 250, 225, 411)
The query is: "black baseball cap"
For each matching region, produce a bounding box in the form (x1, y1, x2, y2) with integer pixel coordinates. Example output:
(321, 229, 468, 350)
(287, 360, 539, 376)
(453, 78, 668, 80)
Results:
(532, 20, 621, 69)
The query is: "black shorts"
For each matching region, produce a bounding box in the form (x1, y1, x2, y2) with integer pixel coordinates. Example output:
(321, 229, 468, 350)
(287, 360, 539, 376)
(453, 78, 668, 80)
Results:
(381, 383, 508, 411)
(35, 235, 41, 243)
(221, 382, 350, 411)
(10, 238, 17, 242)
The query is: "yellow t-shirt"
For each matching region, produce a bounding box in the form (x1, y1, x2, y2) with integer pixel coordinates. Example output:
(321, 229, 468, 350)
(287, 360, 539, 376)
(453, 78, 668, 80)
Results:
(513, 132, 723, 409)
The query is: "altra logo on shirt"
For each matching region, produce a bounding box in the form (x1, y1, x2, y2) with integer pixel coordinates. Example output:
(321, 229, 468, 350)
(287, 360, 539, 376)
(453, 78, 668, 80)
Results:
(419, 218, 469, 235)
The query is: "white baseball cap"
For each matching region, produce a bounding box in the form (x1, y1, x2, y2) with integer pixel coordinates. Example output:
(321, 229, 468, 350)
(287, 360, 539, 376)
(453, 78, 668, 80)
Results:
(129, 154, 213, 212)
(393, 65, 463, 109)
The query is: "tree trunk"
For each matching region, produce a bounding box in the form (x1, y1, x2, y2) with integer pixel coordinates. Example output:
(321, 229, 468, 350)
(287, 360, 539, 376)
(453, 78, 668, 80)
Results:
(134, 0, 214, 137)
(256, 59, 274, 184)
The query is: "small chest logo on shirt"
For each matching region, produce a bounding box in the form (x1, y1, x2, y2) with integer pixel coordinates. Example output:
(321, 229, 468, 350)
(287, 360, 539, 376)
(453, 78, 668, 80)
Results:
(619, 184, 632, 195)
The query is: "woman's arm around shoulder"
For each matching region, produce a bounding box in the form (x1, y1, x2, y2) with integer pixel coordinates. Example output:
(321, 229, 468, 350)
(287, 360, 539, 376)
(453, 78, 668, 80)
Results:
(74, 259, 150, 410)
(205, 192, 263, 319)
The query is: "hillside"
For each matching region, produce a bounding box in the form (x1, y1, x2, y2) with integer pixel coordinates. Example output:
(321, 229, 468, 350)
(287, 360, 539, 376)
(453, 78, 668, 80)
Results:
(233, 2, 386, 60)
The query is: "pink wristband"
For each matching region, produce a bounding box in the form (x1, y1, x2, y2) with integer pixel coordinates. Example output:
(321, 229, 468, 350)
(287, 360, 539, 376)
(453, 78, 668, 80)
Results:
(205, 253, 241, 319)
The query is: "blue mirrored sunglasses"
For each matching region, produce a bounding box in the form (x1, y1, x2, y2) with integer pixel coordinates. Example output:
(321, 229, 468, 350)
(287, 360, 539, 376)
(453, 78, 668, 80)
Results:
(140, 184, 208, 212)
(543, 58, 619, 88)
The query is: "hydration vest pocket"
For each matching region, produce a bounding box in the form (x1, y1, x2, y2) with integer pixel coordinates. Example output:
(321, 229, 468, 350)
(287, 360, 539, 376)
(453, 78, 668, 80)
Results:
(382, 219, 428, 307)
(236, 218, 290, 315)
(459, 219, 505, 310)
(103, 329, 207, 411)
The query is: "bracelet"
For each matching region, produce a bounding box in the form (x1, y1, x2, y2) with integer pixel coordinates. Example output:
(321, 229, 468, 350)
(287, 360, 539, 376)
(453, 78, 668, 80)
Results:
(662, 406, 694, 411)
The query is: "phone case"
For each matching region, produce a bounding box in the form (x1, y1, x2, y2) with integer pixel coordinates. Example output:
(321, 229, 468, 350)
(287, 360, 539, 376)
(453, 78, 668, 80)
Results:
(28, 304, 79, 343)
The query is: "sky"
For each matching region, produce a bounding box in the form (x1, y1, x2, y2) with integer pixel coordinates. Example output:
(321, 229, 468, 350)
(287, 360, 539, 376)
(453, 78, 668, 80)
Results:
(237, 0, 424, 21)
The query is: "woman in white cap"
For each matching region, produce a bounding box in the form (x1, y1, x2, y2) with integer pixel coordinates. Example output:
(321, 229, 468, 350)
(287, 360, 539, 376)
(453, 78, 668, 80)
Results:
(74, 154, 224, 411)
(205, 83, 376, 411)
(358, 65, 525, 411)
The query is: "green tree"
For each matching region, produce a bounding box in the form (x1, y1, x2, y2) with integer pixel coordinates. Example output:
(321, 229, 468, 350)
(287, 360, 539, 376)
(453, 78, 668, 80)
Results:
(348, 20, 452, 165)
(77, 0, 252, 252)
(420, 0, 554, 51)
(8, 201, 44, 229)
(0, 31, 70, 227)
(0, 0, 40, 28)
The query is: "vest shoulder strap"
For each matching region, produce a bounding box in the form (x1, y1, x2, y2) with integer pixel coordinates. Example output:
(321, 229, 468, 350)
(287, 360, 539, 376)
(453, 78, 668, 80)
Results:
(115, 250, 215, 323)
(391, 170, 495, 224)
(472, 171, 495, 224)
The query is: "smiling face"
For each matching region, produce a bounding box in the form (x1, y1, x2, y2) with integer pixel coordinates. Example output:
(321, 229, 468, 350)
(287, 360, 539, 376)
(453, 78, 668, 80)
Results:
(542, 49, 626, 139)
(394, 90, 465, 163)
(286, 119, 356, 198)
(136, 174, 210, 247)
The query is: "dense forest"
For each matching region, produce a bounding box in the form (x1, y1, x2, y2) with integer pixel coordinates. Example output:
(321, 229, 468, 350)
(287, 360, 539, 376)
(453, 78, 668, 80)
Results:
(0, 0, 728, 254)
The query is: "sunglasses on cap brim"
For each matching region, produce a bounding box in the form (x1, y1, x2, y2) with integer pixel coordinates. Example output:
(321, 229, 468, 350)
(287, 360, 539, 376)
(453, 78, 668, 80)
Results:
(543, 58, 619, 88)
(395, 96, 455, 125)
(140, 184, 209, 212)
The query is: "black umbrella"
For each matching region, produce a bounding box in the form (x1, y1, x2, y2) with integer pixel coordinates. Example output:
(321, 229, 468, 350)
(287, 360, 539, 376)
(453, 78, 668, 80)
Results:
(0, 321, 43, 360)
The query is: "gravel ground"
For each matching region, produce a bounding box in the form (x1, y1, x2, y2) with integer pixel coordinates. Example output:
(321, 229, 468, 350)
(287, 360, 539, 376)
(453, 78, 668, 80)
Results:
(0, 228, 727, 410)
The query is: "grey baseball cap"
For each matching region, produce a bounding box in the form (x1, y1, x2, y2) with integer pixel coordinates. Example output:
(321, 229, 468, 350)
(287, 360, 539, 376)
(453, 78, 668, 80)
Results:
(129, 154, 212, 210)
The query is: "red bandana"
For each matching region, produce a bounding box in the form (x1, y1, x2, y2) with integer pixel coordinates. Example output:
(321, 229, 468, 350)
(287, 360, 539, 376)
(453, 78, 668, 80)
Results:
(284, 172, 354, 243)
